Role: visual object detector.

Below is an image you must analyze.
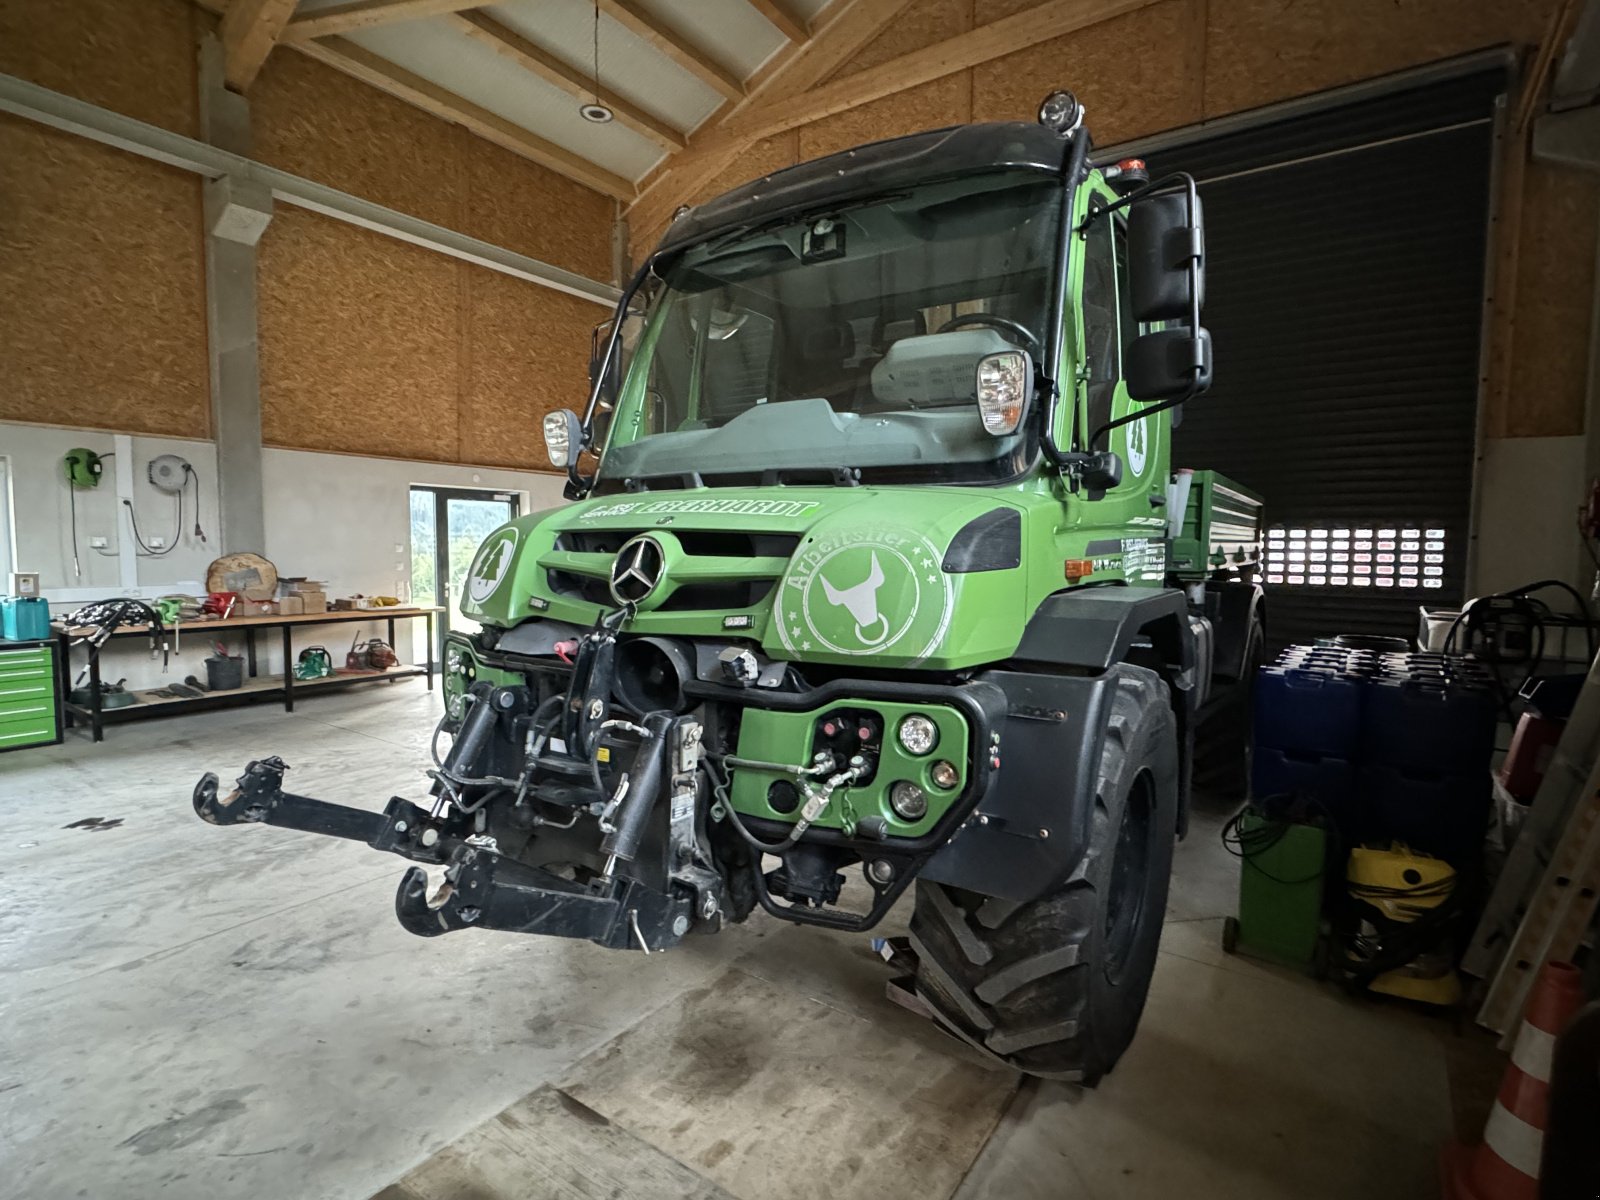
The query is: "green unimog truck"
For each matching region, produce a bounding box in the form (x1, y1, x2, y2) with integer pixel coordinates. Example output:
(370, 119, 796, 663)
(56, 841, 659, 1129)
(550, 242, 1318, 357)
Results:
(193, 91, 1264, 1085)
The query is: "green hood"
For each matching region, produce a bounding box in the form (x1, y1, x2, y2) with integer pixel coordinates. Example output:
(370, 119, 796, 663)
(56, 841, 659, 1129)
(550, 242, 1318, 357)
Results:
(458, 485, 1047, 670)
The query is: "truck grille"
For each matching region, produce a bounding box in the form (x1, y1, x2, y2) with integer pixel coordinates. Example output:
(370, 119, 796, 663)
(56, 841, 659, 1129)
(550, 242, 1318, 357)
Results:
(544, 529, 799, 614)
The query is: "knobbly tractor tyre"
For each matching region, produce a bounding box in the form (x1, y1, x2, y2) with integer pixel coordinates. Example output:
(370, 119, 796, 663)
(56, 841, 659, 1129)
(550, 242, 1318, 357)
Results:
(909, 665, 1179, 1084)
(1192, 615, 1264, 799)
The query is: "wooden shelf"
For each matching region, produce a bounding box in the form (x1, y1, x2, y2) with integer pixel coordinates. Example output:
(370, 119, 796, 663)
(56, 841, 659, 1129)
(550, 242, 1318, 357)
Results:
(56, 604, 439, 741)
(102, 666, 422, 711)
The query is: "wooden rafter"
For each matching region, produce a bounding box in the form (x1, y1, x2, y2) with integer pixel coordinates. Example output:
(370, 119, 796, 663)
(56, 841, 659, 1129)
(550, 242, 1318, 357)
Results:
(297, 36, 636, 198)
(597, 0, 744, 102)
(746, 0, 808, 43)
(631, 0, 1164, 232)
(282, 0, 484, 43)
(447, 10, 686, 151)
(723, 0, 1162, 148)
(219, 0, 299, 91)
(627, 0, 915, 231)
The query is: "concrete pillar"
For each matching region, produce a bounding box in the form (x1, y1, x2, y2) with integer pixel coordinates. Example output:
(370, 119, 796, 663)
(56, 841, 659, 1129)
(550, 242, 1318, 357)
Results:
(198, 34, 271, 555)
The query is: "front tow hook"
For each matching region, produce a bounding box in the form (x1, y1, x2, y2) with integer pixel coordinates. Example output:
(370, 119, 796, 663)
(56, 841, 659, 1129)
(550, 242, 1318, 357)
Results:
(190, 756, 392, 843)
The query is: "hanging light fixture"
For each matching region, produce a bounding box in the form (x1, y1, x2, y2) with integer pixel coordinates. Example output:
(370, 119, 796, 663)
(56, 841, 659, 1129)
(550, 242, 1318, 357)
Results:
(579, 0, 614, 123)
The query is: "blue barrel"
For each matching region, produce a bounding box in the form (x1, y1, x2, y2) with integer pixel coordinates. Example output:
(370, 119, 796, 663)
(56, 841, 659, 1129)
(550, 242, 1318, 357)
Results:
(1254, 666, 1366, 759)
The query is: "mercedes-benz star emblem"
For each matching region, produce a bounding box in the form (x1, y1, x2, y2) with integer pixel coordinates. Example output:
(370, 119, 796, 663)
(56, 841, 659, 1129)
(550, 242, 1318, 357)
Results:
(609, 535, 665, 607)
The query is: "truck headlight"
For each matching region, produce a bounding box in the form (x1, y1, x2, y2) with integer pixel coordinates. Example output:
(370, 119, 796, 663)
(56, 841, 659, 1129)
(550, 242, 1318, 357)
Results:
(889, 781, 928, 821)
(975, 350, 1032, 435)
(542, 409, 582, 468)
(897, 714, 938, 756)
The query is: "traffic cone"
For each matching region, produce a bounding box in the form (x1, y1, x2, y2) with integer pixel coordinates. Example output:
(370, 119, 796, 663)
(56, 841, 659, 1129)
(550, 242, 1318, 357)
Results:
(1442, 961, 1586, 1199)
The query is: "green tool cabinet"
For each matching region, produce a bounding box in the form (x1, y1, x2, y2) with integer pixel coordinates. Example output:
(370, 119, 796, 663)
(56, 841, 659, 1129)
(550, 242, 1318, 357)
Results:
(0, 639, 63, 753)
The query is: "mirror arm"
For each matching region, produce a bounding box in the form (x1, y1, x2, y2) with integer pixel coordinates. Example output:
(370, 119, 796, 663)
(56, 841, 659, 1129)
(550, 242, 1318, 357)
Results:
(569, 258, 657, 497)
(1075, 169, 1197, 230)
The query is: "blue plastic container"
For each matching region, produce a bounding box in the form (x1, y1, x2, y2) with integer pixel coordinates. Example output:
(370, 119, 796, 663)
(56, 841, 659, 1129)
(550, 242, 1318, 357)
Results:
(1253, 666, 1366, 759)
(1361, 676, 1497, 775)
(1252, 747, 1363, 840)
(0, 597, 50, 641)
(1359, 764, 1491, 867)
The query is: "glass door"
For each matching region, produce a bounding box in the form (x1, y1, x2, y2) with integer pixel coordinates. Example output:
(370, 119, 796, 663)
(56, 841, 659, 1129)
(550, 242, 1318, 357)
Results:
(410, 486, 519, 660)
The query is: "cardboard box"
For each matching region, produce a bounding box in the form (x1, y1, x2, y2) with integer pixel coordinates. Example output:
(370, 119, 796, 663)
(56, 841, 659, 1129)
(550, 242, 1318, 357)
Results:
(298, 591, 328, 614)
(235, 598, 277, 617)
(278, 595, 305, 615)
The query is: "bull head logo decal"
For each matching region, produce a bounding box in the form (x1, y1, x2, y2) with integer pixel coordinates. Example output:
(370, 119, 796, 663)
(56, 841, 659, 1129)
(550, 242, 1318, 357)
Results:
(820, 552, 889, 645)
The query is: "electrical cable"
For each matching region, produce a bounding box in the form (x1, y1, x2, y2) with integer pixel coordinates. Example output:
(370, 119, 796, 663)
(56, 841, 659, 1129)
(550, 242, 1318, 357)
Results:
(186, 464, 208, 544)
(68, 478, 81, 578)
(1219, 796, 1341, 886)
(123, 489, 181, 557)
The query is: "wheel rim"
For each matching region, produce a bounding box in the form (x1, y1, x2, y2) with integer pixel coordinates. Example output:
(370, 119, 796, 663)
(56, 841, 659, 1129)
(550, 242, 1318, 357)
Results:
(1104, 770, 1155, 984)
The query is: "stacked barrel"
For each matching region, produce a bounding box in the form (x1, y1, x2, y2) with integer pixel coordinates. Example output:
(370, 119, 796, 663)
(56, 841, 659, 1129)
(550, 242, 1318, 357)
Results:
(1253, 647, 1498, 866)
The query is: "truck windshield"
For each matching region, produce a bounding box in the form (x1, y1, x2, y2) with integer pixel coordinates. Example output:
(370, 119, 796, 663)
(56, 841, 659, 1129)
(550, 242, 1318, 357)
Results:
(599, 169, 1062, 485)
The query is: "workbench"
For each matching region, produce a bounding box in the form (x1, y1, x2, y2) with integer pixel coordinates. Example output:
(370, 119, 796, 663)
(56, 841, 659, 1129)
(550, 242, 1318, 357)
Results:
(55, 607, 442, 742)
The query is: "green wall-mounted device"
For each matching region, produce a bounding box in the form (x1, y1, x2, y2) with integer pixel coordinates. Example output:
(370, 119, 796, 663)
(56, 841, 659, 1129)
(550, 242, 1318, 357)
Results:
(63, 448, 104, 488)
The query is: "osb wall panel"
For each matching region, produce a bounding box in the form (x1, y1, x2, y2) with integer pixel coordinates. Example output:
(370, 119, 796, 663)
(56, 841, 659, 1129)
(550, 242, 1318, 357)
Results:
(460, 270, 595, 469)
(259, 207, 460, 462)
(1502, 162, 1600, 439)
(971, 0, 1200, 145)
(0, 0, 198, 137)
(251, 50, 615, 283)
(799, 75, 973, 163)
(834, 0, 972, 77)
(0, 118, 208, 436)
(251, 51, 464, 231)
(460, 136, 613, 282)
(1204, 0, 1560, 117)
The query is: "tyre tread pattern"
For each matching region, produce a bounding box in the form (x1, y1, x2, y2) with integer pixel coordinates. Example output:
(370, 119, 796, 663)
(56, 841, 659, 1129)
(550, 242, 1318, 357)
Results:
(909, 666, 1176, 1084)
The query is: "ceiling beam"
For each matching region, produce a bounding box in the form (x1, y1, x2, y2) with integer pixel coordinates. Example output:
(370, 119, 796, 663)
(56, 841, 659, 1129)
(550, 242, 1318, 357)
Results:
(297, 36, 636, 198)
(282, 0, 484, 42)
(447, 9, 685, 151)
(219, 0, 299, 90)
(720, 0, 1165, 146)
(597, 0, 745, 102)
(626, 0, 914, 231)
(746, 0, 809, 43)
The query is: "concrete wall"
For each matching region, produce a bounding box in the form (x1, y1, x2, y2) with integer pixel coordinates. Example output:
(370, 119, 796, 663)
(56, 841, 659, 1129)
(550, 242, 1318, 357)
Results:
(0, 419, 567, 687)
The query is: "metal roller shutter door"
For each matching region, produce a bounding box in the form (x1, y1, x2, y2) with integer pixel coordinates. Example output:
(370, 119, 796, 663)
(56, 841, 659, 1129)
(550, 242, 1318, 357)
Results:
(1134, 67, 1506, 650)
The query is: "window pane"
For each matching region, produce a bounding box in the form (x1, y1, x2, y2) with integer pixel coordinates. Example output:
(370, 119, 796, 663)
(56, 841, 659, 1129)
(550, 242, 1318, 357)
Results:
(1262, 522, 1443, 589)
(1081, 217, 1120, 445)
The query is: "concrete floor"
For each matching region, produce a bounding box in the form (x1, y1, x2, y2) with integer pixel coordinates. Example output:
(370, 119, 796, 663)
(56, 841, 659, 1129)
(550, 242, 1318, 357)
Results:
(0, 681, 1490, 1199)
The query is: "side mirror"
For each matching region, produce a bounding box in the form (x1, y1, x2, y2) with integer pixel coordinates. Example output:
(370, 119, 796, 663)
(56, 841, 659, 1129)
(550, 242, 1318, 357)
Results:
(1127, 191, 1204, 322)
(1126, 327, 1213, 400)
(542, 409, 584, 468)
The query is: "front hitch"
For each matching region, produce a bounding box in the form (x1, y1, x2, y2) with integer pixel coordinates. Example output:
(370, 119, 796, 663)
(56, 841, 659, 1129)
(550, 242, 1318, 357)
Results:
(191, 754, 703, 952)
(193, 756, 435, 848)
